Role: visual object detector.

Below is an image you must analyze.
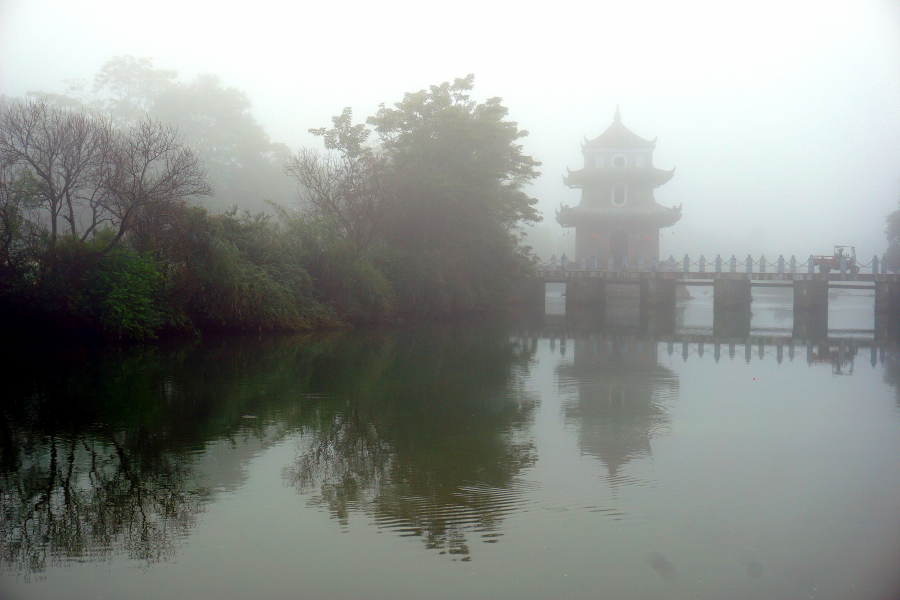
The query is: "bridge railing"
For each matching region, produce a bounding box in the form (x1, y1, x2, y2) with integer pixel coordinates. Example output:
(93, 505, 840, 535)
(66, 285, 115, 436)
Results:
(535, 253, 898, 276)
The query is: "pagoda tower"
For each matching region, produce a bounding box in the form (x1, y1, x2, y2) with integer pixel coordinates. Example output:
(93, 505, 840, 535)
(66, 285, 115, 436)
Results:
(556, 108, 681, 266)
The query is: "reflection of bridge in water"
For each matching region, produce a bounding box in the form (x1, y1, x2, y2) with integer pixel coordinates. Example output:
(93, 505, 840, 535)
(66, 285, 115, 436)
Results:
(511, 311, 894, 369)
(511, 285, 899, 342)
(653, 334, 881, 371)
(531, 314, 894, 492)
(543, 330, 888, 369)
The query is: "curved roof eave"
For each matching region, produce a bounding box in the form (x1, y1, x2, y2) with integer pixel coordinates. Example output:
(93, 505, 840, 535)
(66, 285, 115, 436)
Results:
(562, 166, 676, 187)
(583, 119, 657, 149)
(554, 203, 682, 228)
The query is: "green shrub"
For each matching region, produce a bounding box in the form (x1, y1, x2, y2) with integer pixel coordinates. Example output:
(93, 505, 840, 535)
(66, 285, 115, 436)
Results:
(280, 212, 396, 323)
(166, 207, 337, 332)
(70, 249, 166, 340)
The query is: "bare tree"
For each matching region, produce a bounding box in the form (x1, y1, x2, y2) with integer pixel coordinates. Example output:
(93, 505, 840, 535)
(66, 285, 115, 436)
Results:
(0, 155, 33, 272)
(0, 98, 114, 245)
(97, 117, 212, 255)
(0, 99, 211, 269)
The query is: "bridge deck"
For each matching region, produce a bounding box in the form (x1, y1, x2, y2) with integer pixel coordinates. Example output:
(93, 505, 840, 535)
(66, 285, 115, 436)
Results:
(537, 270, 899, 284)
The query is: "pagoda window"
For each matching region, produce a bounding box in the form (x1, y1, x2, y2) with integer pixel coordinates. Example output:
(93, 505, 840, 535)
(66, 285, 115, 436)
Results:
(612, 184, 627, 206)
(612, 155, 626, 169)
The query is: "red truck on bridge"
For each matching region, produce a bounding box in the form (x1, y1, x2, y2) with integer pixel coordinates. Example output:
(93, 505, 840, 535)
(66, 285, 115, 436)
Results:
(812, 246, 859, 273)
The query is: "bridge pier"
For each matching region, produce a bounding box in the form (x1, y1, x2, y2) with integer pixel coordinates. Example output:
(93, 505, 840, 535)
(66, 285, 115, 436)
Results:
(875, 281, 900, 314)
(875, 280, 900, 341)
(793, 280, 829, 340)
(875, 311, 900, 342)
(642, 307, 675, 336)
(713, 278, 752, 311)
(640, 278, 676, 309)
(793, 280, 829, 312)
(565, 278, 605, 308)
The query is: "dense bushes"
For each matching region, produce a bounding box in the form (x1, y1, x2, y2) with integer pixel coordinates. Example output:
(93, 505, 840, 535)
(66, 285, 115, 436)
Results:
(162, 207, 336, 333)
(70, 247, 166, 339)
(278, 212, 396, 323)
(0, 196, 536, 341)
(0, 238, 169, 340)
(0, 206, 339, 339)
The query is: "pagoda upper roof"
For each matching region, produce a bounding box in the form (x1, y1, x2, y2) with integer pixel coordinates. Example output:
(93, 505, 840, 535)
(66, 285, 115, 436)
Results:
(555, 202, 682, 229)
(583, 107, 656, 150)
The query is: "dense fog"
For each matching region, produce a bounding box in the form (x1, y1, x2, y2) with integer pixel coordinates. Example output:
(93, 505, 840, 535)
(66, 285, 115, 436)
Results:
(2, 0, 899, 262)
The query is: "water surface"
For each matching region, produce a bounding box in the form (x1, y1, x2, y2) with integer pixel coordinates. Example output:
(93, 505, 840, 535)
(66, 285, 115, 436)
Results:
(2, 297, 899, 600)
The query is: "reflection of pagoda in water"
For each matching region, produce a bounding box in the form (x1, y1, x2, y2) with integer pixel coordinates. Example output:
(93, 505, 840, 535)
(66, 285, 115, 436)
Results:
(557, 338, 679, 482)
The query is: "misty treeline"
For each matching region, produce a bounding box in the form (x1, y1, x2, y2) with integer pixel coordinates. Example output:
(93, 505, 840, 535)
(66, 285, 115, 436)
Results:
(0, 57, 541, 339)
(886, 199, 900, 270)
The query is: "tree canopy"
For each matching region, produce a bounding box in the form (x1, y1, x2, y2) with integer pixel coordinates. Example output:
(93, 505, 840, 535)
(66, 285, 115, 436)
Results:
(285, 108, 394, 254)
(1, 68, 546, 339)
(50, 56, 293, 213)
(369, 74, 541, 249)
(886, 197, 900, 271)
(284, 75, 542, 313)
(367, 75, 541, 309)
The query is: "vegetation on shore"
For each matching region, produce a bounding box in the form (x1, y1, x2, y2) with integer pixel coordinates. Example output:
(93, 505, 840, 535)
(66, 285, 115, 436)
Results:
(0, 59, 541, 340)
(886, 196, 900, 272)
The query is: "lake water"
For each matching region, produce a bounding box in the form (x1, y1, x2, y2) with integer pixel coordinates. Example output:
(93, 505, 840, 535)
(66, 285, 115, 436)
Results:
(3, 291, 900, 600)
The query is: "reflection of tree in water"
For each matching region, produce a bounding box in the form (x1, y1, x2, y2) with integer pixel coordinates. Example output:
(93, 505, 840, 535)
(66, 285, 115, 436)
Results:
(884, 348, 900, 407)
(0, 324, 538, 571)
(0, 429, 207, 578)
(284, 324, 538, 560)
(0, 346, 213, 579)
(558, 337, 678, 484)
(0, 336, 339, 578)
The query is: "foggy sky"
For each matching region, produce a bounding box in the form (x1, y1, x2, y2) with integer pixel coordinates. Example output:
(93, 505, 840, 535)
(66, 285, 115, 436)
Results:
(2, 0, 899, 261)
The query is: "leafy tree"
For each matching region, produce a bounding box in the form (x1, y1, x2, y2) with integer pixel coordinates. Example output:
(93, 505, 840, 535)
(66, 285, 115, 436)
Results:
(91, 55, 178, 124)
(367, 75, 542, 310)
(89, 57, 293, 213)
(284, 108, 395, 254)
(151, 73, 293, 212)
(886, 197, 900, 271)
(369, 75, 541, 241)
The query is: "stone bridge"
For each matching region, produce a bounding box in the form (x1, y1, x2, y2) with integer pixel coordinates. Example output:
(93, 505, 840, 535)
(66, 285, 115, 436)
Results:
(526, 270, 900, 314)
